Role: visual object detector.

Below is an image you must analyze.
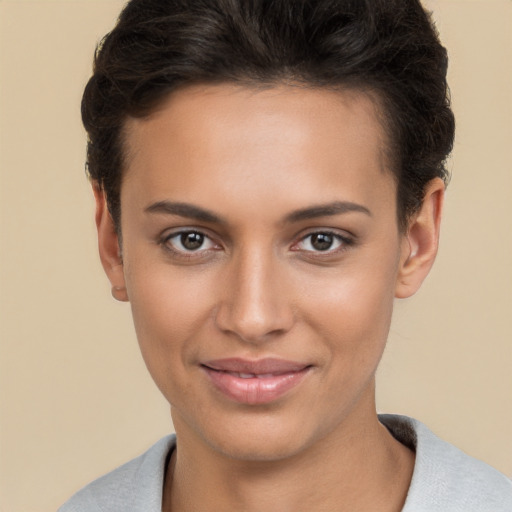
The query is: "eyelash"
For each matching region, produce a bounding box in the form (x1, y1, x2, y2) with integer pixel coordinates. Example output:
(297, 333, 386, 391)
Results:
(159, 229, 354, 260)
(291, 230, 354, 256)
(160, 230, 220, 260)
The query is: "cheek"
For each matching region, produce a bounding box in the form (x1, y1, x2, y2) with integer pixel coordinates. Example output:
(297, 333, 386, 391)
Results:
(300, 251, 399, 363)
(126, 245, 216, 326)
(124, 264, 215, 389)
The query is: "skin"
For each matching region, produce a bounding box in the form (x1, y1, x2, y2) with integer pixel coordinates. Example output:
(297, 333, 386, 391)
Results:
(95, 84, 444, 511)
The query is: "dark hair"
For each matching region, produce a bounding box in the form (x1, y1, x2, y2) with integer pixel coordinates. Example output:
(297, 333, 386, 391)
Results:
(82, 0, 454, 232)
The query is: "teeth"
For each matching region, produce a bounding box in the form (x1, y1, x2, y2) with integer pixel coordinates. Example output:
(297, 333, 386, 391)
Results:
(238, 372, 256, 379)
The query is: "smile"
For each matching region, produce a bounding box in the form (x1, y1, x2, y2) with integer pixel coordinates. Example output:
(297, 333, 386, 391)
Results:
(201, 358, 312, 405)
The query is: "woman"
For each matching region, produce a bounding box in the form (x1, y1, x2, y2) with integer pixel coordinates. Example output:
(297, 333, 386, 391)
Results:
(59, 0, 512, 510)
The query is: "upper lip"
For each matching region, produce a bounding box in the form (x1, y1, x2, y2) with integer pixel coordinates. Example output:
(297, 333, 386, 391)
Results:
(202, 358, 310, 375)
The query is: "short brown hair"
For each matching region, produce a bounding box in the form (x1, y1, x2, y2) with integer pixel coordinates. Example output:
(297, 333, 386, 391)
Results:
(82, 0, 454, 232)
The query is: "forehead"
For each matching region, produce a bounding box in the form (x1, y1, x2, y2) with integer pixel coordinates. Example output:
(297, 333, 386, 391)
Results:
(121, 84, 394, 219)
(124, 83, 388, 161)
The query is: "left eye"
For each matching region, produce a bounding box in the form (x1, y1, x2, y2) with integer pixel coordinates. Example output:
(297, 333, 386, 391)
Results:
(296, 232, 345, 252)
(164, 231, 217, 253)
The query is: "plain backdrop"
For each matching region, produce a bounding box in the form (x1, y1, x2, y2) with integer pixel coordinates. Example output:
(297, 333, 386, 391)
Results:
(0, 0, 511, 510)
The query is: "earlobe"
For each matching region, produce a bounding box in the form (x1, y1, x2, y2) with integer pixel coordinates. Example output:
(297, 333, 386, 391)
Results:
(93, 183, 129, 302)
(395, 178, 445, 299)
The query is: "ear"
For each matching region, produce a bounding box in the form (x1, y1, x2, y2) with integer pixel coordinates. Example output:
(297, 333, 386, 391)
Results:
(93, 183, 129, 302)
(395, 178, 445, 299)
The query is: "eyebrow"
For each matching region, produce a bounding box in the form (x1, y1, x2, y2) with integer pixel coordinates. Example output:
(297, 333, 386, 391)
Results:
(284, 201, 372, 223)
(145, 201, 225, 224)
(144, 200, 371, 224)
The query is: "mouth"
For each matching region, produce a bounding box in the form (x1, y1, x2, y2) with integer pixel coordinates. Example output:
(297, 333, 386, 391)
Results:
(201, 358, 312, 405)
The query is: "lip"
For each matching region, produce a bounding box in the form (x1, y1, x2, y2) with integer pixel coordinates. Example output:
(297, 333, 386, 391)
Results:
(201, 358, 312, 405)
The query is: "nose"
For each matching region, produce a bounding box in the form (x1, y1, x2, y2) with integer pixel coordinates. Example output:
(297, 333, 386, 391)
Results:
(214, 248, 295, 344)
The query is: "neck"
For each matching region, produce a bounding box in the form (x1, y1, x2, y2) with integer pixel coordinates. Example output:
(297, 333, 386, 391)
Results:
(163, 397, 414, 512)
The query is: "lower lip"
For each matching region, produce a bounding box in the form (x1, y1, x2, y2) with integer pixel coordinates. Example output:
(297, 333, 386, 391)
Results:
(202, 367, 310, 405)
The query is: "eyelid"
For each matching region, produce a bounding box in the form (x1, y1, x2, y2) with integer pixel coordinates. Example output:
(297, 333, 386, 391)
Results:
(290, 229, 355, 254)
(168, 232, 216, 249)
(160, 227, 222, 258)
(158, 226, 354, 259)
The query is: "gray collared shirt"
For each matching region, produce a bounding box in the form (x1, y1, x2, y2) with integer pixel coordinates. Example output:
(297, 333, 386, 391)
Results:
(58, 415, 512, 512)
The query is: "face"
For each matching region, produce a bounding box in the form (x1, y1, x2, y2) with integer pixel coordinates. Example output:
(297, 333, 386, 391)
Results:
(97, 84, 441, 462)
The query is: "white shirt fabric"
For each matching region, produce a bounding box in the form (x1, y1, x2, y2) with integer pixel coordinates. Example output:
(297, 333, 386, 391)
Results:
(58, 414, 512, 511)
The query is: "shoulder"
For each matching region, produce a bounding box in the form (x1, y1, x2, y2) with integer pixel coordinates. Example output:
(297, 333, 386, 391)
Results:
(379, 414, 512, 512)
(58, 435, 175, 512)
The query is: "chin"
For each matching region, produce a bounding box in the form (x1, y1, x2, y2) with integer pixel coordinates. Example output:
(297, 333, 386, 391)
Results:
(177, 407, 327, 463)
(207, 429, 312, 462)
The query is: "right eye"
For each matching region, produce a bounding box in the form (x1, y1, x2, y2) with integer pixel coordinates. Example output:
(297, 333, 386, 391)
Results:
(162, 230, 218, 255)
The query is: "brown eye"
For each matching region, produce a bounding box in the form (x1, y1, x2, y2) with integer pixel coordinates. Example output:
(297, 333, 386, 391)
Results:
(294, 231, 351, 254)
(310, 233, 334, 251)
(180, 232, 204, 250)
(164, 230, 217, 254)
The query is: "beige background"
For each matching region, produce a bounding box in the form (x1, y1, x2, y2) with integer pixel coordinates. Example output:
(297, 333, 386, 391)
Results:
(0, 0, 510, 510)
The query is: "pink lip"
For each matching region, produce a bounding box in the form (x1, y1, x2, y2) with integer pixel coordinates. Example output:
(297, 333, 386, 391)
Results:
(201, 358, 311, 405)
